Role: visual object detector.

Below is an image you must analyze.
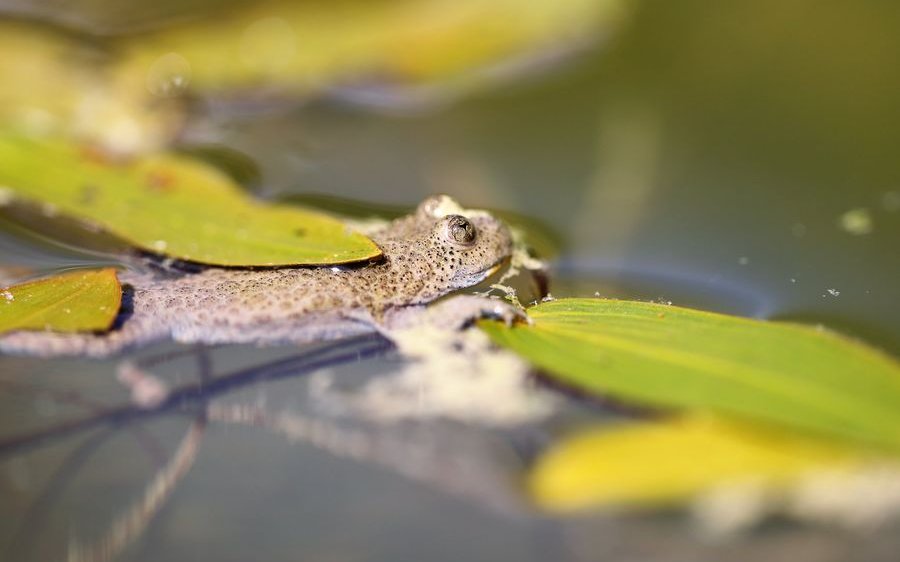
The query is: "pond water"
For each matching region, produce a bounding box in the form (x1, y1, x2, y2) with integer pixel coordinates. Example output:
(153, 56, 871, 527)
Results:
(1, 1, 899, 561)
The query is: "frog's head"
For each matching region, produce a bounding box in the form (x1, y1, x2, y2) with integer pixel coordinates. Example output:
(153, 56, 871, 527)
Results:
(421, 202, 513, 290)
(377, 195, 513, 295)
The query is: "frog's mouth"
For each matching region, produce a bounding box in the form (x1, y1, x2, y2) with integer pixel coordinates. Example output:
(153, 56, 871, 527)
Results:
(479, 257, 509, 281)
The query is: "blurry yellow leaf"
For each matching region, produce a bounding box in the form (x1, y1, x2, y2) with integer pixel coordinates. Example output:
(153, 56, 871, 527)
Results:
(529, 416, 863, 512)
(481, 298, 900, 450)
(0, 1, 626, 151)
(0, 134, 381, 266)
(0, 21, 183, 153)
(115, 0, 627, 98)
(0, 268, 121, 334)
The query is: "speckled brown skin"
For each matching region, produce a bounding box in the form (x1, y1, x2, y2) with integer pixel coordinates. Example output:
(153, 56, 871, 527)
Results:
(0, 196, 516, 358)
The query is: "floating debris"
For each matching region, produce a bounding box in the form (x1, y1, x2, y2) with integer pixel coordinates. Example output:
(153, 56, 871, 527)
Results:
(312, 327, 558, 427)
(838, 208, 873, 235)
(0, 186, 12, 206)
(41, 202, 59, 217)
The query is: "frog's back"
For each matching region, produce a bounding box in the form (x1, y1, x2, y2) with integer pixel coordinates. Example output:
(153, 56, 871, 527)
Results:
(123, 266, 378, 330)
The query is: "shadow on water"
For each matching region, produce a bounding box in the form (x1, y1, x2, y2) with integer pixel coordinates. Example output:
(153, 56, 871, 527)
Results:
(0, 335, 394, 560)
(0, 333, 557, 561)
(0, 335, 393, 457)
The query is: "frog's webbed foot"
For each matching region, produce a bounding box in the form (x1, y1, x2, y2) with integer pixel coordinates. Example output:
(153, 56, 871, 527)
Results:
(439, 295, 527, 328)
(383, 294, 528, 333)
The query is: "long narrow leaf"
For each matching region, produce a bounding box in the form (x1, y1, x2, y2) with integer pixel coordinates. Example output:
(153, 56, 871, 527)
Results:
(481, 298, 900, 450)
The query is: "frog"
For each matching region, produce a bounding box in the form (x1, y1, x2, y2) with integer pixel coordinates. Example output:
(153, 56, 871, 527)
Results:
(0, 195, 523, 358)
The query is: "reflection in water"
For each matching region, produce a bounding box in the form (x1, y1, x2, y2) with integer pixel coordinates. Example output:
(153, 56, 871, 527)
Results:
(0, 335, 545, 561)
(69, 418, 206, 562)
(551, 257, 778, 318)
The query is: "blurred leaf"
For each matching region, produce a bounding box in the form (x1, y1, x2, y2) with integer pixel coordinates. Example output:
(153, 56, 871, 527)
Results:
(529, 415, 863, 512)
(0, 134, 381, 267)
(114, 0, 627, 100)
(0, 1, 626, 150)
(480, 298, 900, 450)
(0, 21, 184, 153)
(0, 268, 121, 334)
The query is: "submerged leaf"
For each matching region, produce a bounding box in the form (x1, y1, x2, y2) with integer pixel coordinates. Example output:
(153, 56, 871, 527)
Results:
(0, 268, 121, 334)
(480, 298, 900, 450)
(0, 134, 381, 266)
(529, 415, 863, 512)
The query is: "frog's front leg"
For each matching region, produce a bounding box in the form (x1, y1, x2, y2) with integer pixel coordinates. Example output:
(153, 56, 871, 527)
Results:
(381, 295, 527, 333)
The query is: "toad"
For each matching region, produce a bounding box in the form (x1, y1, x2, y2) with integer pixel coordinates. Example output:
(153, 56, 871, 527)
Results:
(0, 195, 521, 357)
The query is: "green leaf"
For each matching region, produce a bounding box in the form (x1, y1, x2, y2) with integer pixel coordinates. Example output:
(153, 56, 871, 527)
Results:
(529, 415, 865, 512)
(0, 268, 121, 333)
(0, 134, 381, 266)
(480, 298, 900, 450)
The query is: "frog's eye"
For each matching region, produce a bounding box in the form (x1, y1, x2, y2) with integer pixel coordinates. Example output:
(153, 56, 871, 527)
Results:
(444, 215, 477, 246)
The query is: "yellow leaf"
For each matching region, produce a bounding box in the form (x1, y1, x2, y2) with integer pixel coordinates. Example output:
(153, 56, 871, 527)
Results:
(114, 0, 627, 96)
(0, 134, 381, 267)
(529, 416, 863, 512)
(0, 268, 121, 334)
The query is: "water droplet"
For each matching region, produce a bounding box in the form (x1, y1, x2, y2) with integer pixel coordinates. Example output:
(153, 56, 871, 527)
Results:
(838, 208, 873, 235)
(146, 53, 192, 98)
(790, 223, 807, 237)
